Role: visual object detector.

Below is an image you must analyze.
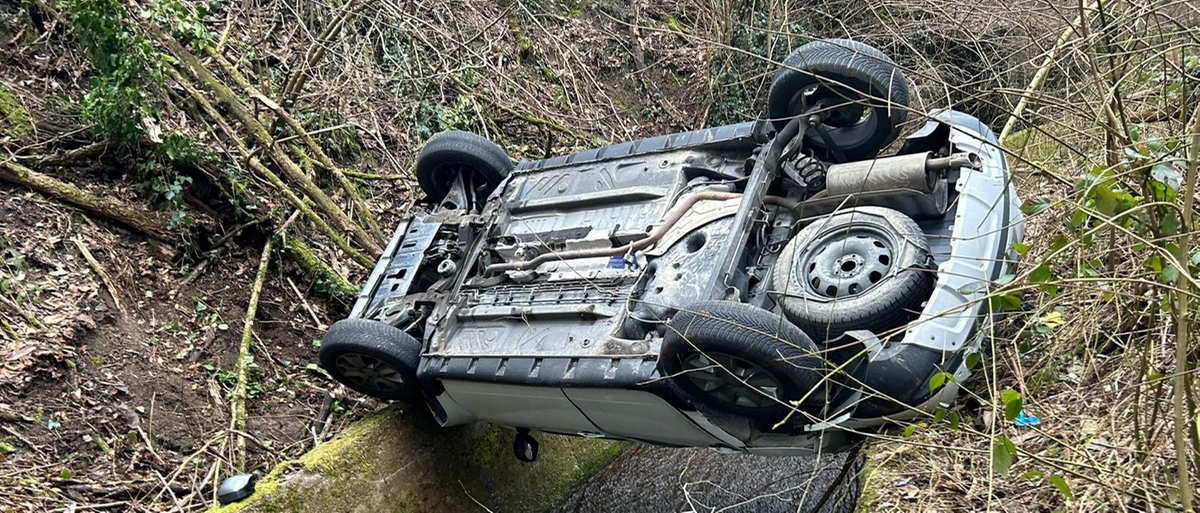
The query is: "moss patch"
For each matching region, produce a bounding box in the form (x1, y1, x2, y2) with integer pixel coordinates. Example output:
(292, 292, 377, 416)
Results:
(208, 404, 628, 513)
(0, 83, 34, 139)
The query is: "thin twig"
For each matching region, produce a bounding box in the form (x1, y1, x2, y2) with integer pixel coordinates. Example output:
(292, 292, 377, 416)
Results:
(0, 291, 42, 329)
(72, 236, 126, 316)
(287, 277, 324, 329)
(998, 0, 1101, 142)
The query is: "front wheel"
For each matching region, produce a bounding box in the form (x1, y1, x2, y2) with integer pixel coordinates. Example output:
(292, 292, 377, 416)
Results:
(319, 318, 422, 400)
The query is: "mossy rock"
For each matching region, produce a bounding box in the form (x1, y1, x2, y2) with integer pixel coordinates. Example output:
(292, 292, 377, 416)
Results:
(0, 83, 34, 139)
(210, 405, 628, 513)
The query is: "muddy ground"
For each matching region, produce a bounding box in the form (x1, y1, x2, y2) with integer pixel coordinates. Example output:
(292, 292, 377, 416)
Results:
(0, 184, 383, 511)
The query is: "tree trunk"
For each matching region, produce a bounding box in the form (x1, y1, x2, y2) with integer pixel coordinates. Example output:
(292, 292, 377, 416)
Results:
(0, 159, 170, 239)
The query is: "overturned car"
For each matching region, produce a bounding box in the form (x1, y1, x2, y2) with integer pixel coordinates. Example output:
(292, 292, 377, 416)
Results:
(318, 39, 1023, 459)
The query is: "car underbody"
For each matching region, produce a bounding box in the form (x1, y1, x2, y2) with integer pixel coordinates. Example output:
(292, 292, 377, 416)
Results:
(321, 39, 1024, 459)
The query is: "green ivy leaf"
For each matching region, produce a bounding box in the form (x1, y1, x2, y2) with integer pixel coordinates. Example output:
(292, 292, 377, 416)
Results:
(929, 372, 954, 392)
(1001, 389, 1023, 421)
(1161, 265, 1180, 284)
(1090, 185, 1119, 216)
(989, 294, 1023, 312)
(1048, 474, 1073, 498)
(992, 437, 1016, 477)
(1021, 197, 1054, 215)
(1011, 242, 1029, 257)
(1147, 254, 1163, 273)
(1029, 264, 1051, 283)
(966, 353, 981, 370)
(1050, 235, 1070, 252)
(1161, 212, 1181, 237)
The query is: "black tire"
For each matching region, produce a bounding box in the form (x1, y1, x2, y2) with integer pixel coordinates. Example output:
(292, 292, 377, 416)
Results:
(768, 38, 910, 162)
(774, 207, 934, 340)
(319, 318, 422, 400)
(660, 300, 826, 419)
(415, 130, 513, 203)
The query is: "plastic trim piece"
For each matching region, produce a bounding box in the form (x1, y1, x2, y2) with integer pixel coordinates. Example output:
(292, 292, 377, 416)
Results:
(847, 109, 1024, 421)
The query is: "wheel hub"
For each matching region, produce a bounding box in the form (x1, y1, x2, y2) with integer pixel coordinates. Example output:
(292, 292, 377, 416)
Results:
(788, 85, 880, 151)
(334, 353, 404, 392)
(681, 351, 782, 409)
(800, 228, 894, 299)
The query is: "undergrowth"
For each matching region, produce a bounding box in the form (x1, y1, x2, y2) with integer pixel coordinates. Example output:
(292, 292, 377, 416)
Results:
(62, 0, 219, 226)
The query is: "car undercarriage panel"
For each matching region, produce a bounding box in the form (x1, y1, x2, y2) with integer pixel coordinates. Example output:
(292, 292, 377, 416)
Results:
(342, 109, 1021, 455)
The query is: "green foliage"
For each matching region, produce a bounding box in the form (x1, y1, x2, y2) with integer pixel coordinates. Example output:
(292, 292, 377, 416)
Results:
(0, 237, 41, 306)
(991, 434, 1017, 476)
(1000, 389, 1022, 422)
(704, 5, 803, 126)
(64, 0, 162, 149)
(62, 0, 223, 223)
(150, 0, 218, 50)
(411, 96, 476, 142)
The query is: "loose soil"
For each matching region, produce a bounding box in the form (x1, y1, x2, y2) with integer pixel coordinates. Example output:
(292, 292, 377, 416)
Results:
(0, 184, 382, 512)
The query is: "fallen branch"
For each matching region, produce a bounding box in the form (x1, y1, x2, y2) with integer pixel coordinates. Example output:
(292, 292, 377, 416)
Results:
(158, 35, 381, 256)
(998, 0, 1100, 142)
(342, 169, 405, 181)
(250, 92, 383, 238)
(14, 141, 116, 167)
(284, 237, 358, 300)
(0, 291, 42, 330)
(71, 236, 127, 316)
(0, 159, 169, 240)
(167, 68, 373, 268)
(287, 277, 325, 329)
(230, 236, 273, 473)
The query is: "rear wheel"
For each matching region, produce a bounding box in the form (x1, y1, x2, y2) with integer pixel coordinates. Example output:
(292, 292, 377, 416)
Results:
(319, 318, 422, 400)
(767, 39, 910, 162)
(660, 300, 827, 419)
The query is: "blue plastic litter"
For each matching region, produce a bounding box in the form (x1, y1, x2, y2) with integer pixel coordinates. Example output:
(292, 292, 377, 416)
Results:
(1014, 410, 1041, 427)
(607, 255, 625, 269)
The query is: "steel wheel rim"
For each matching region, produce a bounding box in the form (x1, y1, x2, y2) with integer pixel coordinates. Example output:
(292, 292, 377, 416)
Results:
(681, 351, 783, 409)
(334, 353, 405, 392)
(799, 226, 894, 299)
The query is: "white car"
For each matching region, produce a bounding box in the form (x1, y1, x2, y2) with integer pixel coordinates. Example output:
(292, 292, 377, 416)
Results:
(319, 39, 1023, 463)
